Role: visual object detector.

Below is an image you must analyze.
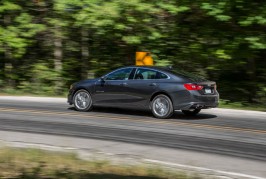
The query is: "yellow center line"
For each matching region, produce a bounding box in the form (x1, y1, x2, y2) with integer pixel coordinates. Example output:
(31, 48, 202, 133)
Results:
(0, 107, 265, 135)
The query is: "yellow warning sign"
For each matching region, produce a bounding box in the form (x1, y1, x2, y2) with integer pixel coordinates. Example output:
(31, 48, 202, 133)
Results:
(136, 52, 153, 66)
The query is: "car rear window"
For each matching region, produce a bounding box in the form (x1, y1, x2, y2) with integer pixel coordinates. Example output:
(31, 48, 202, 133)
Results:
(165, 68, 206, 82)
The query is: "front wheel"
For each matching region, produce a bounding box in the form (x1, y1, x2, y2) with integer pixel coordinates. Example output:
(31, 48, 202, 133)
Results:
(73, 89, 93, 111)
(182, 109, 201, 116)
(151, 94, 173, 119)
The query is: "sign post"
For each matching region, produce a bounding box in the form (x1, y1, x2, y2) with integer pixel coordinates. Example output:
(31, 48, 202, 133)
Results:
(136, 52, 153, 66)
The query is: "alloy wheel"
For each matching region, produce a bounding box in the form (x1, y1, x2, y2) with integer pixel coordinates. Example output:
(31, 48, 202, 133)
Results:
(151, 95, 173, 119)
(74, 90, 92, 111)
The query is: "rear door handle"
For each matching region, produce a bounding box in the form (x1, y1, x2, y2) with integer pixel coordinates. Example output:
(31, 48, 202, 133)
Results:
(120, 82, 128, 86)
(149, 83, 157, 86)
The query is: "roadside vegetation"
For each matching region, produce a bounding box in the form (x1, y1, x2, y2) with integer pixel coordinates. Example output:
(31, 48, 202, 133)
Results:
(219, 100, 266, 112)
(0, 147, 205, 179)
(0, 1, 265, 108)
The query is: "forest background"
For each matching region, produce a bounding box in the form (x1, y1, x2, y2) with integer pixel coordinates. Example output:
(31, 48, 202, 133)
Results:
(0, 0, 265, 108)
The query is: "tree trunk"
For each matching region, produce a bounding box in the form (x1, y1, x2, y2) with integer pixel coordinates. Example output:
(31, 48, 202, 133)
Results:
(81, 27, 89, 79)
(54, 37, 63, 72)
(247, 58, 256, 103)
(54, 25, 63, 93)
(4, 14, 15, 87)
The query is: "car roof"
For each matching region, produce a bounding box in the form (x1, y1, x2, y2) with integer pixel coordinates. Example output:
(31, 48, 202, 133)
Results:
(125, 66, 171, 71)
(120, 66, 206, 82)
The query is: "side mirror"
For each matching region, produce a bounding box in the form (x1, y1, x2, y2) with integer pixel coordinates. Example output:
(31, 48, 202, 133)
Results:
(100, 77, 105, 82)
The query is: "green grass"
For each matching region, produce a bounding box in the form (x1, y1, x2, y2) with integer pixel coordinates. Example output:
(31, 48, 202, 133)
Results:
(219, 99, 266, 112)
(0, 147, 205, 179)
(0, 89, 67, 98)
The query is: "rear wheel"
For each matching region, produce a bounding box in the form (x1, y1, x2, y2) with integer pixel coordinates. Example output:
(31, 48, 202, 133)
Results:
(182, 109, 201, 116)
(151, 94, 173, 119)
(73, 89, 93, 111)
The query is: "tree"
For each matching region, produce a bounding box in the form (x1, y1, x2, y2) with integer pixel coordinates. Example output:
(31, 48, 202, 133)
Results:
(0, 0, 45, 87)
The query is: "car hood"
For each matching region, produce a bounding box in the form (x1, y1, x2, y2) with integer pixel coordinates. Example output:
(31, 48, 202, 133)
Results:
(75, 78, 98, 86)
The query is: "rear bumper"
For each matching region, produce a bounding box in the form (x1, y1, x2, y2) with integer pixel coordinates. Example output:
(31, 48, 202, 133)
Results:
(173, 92, 219, 110)
(175, 101, 219, 110)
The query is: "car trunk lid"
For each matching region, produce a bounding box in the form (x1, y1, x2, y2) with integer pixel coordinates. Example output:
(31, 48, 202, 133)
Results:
(197, 81, 216, 95)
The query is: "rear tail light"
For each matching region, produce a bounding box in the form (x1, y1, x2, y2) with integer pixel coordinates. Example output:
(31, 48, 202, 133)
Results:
(184, 83, 203, 90)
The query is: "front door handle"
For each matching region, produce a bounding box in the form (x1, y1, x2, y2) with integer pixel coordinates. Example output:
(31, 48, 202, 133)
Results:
(149, 83, 157, 86)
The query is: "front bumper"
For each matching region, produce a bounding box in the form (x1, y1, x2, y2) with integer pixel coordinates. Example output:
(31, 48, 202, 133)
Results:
(67, 89, 74, 105)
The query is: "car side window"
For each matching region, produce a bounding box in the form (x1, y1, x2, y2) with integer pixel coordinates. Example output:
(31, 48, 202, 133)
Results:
(156, 72, 168, 79)
(134, 68, 168, 80)
(106, 68, 133, 80)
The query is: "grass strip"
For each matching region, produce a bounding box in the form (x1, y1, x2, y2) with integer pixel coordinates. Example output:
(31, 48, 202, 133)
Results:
(219, 99, 266, 112)
(0, 147, 206, 179)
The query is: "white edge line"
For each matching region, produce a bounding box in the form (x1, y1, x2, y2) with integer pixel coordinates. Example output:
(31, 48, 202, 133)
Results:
(144, 159, 266, 179)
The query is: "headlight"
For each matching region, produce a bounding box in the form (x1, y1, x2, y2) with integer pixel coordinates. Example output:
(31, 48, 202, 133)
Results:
(70, 82, 78, 90)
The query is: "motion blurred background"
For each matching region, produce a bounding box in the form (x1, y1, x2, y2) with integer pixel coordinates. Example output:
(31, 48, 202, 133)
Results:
(0, 0, 265, 109)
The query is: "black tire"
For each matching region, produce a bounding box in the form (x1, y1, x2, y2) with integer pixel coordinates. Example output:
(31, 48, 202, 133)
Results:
(182, 109, 201, 116)
(151, 94, 173, 119)
(73, 89, 93, 112)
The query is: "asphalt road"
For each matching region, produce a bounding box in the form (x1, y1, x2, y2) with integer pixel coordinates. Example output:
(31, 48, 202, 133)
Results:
(0, 96, 265, 163)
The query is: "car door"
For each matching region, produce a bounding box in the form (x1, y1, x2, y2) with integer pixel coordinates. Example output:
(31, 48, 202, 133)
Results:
(93, 67, 136, 106)
(124, 68, 168, 108)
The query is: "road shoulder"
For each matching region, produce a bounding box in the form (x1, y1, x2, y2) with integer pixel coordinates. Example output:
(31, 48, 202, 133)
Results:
(0, 130, 265, 179)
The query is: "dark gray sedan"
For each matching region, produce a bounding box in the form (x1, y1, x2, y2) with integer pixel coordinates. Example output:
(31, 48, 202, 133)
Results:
(68, 66, 219, 118)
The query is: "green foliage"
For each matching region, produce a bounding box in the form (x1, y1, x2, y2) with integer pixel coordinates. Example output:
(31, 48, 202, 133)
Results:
(18, 63, 60, 95)
(0, 3, 45, 58)
(245, 37, 266, 49)
(0, 1, 20, 13)
(0, 0, 265, 106)
(201, 2, 232, 21)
